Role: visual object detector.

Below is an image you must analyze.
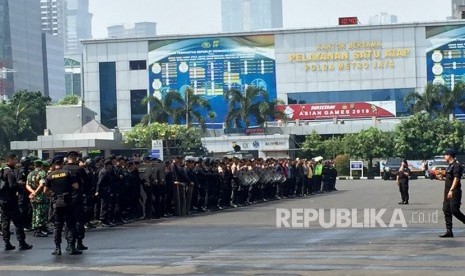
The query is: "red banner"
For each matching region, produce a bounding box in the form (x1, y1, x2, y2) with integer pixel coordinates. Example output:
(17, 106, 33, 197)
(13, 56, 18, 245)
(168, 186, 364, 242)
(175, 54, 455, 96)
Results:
(275, 101, 396, 120)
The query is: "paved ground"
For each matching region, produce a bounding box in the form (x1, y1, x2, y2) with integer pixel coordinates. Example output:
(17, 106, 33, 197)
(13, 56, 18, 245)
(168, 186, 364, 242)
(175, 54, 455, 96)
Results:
(1, 179, 465, 275)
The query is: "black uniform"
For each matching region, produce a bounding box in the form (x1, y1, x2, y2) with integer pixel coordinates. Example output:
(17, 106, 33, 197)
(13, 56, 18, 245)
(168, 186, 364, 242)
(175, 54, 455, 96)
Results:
(443, 161, 465, 231)
(46, 168, 80, 254)
(397, 166, 410, 204)
(0, 165, 28, 248)
(96, 166, 113, 224)
(16, 165, 32, 230)
(63, 163, 87, 244)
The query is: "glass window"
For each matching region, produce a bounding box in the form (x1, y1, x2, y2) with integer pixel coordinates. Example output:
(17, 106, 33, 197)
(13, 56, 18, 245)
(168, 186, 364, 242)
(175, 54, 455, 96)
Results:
(130, 89, 147, 126)
(129, 60, 147, 70)
(99, 62, 117, 128)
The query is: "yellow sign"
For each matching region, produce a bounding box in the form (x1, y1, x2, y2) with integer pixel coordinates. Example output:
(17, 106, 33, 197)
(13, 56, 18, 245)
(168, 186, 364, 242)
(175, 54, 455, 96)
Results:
(289, 41, 412, 72)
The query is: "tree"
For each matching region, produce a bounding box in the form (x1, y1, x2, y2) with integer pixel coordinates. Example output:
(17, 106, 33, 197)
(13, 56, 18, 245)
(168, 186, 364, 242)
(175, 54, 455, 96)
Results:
(321, 136, 345, 159)
(0, 90, 50, 155)
(224, 86, 273, 128)
(404, 84, 442, 117)
(8, 91, 51, 141)
(141, 91, 184, 124)
(442, 82, 465, 118)
(404, 83, 465, 118)
(343, 127, 394, 172)
(57, 95, 80, 105)
(124, 122, 203, 159)
(142, 88, 211, 128)
(393, 113, 465, 159)
(183, 87, 212, 128)
(301, 130, 324, 158)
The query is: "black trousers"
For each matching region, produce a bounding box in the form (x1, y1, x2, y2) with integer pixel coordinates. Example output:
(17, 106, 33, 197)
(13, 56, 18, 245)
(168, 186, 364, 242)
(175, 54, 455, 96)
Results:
(54, 205, 76, 245)
(399, 182, 409, 203)
(72, 200, 86, 240)
(1, 202, 26, 243)
(443, 188, 465, 230)
(99, 194, 111, 223)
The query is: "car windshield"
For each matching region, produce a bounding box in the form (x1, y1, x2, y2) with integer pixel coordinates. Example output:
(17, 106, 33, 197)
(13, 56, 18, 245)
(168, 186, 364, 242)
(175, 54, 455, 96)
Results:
(386, 158, 402, 166)
(432, 161, 448, 166)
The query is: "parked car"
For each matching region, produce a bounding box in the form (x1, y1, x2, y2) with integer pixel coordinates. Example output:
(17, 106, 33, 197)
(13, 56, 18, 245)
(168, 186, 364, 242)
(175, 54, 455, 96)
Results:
(428, 159, 449, 180)
(382, 157, 403, 180)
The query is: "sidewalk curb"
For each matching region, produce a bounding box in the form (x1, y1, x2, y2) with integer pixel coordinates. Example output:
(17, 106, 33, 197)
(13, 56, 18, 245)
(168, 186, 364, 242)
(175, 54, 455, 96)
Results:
(337, 176, 427, 180)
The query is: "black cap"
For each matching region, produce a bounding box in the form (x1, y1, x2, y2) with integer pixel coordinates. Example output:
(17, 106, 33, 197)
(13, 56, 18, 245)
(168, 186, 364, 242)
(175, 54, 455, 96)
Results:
(94, 156, 102, 163)
(52, 156, 64, 164)
(104, 159, 113, 166)
(66, 151, 79, 157)
(444, 148, 457, 157)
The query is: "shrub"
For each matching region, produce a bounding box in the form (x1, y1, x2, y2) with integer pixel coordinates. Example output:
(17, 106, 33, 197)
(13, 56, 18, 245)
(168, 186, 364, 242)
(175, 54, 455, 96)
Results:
(334, 154, 350, 176)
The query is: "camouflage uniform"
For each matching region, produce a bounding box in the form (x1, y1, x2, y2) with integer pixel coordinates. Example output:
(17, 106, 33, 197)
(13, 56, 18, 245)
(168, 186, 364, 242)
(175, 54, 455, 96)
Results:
(27, 169, 49, 231)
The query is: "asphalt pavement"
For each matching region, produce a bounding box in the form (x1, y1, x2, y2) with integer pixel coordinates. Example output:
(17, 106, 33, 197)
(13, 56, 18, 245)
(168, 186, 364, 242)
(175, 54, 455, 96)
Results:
(1, 178, 465, 276)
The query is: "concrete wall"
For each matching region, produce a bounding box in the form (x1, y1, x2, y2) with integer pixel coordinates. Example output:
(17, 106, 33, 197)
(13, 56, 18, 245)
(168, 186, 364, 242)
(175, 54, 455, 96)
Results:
(46, 105, 96, 134)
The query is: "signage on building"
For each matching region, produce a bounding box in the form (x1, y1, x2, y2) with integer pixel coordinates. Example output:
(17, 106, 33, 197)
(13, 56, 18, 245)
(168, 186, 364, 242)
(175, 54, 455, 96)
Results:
(338, 17, 358, 25)
(275, 101, 396, 120)
(151, 139, 164, 160)
(261, 139, 289, 151)
(245, 128, 265, 135)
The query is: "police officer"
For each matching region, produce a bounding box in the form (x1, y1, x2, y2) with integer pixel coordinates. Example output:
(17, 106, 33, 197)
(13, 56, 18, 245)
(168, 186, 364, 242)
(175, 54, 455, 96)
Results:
(44, 156, 82, 255)
(26, 159, 50, 237)
(63, 151, 88, 250)
(95, 159, 114, 227)
(396, 160, 410, 205)
(0, 153, 33, 251)
(438, 148, 465, 238)
(16, 157, 33, 231)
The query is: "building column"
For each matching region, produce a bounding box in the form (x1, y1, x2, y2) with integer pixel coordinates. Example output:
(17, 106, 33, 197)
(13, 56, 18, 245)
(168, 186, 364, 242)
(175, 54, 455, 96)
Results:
(37, 150, 43, 159)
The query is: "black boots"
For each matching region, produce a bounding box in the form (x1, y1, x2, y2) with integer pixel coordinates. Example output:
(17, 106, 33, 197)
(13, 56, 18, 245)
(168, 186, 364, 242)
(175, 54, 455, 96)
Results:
(60, 242, 82, 255)
(77, 239, 88, 251)
(52, 246, 62, 256)
(18, 242, 33, 250)
(67, 242, 82, 255)
(439, 229, 454, 238)
(4, 242, 15, 251)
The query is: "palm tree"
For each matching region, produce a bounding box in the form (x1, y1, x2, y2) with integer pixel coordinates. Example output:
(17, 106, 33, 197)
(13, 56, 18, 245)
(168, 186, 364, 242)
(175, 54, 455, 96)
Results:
(224, 86, 272, 128)
(442, 82, 465, 118)
(259, 98, 286, 124)
(404, 83, 465, 118)
(183, 87, 212, 128)
(403, 84, 443, 117)
(141, 90, 184, 125)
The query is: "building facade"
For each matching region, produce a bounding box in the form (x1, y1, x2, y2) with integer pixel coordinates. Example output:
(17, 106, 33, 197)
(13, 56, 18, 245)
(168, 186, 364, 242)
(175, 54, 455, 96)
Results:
(0, 0, 45, 97)
(107, 22, 157, 39)
(221, 0, 283, 32)
(66, 0, 92, 54)
(452, 0, 465, 19)
(81, 21, 465, 133)
(40, 0, 67, 37)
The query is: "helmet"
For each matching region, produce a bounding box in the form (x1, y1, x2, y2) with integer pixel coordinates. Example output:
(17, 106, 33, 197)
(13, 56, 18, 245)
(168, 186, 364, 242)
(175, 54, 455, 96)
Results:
(85, 158, 96, 168)
(20, 157, 32, 166)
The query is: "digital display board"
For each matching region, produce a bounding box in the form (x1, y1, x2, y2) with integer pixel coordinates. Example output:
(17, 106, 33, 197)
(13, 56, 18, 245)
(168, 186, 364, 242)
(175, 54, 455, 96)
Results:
(148, 35, 276, 125)
(338, 17, 358, 25)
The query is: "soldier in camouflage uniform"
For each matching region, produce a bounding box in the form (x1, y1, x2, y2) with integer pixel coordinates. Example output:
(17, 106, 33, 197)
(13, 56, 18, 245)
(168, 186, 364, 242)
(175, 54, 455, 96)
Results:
(26, 160, 50, 237)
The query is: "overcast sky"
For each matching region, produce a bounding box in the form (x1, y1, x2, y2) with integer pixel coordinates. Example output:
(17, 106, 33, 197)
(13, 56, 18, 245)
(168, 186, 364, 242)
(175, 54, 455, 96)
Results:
(89, 0, 452, 39)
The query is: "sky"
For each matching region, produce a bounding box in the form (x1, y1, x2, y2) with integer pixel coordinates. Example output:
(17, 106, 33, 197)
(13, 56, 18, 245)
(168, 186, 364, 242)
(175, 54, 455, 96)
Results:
(89, 0, 452, 39)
